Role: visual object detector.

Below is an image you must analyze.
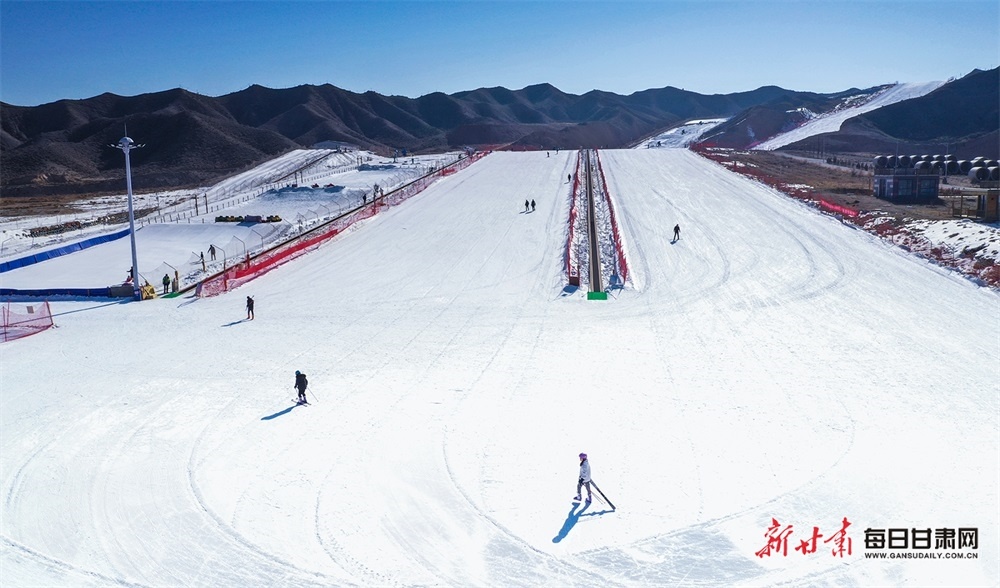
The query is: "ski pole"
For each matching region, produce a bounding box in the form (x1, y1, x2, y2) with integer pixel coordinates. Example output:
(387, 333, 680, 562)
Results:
(591, 488, 608, 507)
(308, 388, 318, 403)
(590, 480, 616, 510)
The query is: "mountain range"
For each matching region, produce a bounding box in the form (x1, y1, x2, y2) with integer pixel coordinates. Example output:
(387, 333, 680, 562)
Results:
(1, 67, 996, 198)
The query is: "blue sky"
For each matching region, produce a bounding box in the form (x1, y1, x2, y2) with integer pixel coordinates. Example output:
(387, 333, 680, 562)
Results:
(1, 0, 997, 106)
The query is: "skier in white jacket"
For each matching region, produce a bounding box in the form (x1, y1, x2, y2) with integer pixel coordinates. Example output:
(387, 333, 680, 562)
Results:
(575, 453, 593, 503)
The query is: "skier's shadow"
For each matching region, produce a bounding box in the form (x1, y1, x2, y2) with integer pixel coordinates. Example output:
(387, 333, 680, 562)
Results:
(260, 404, 303, 421)
(221, 319, 248, 327)
(552, 501, 613, 543)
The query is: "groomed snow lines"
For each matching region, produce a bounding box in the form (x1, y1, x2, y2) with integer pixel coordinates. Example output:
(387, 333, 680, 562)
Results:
(565, 149, 629, 298)
(196, 151, 488, 297)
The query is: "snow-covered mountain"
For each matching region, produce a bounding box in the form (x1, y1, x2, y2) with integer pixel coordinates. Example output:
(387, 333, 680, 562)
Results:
(755, 81, 946, 150)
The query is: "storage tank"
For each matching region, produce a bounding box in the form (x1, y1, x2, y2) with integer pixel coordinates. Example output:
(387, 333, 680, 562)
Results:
(944, 154, 957, 162)
(945, 161, 959, 175)
(886, 155, 897, 167)
(990, 167, 1000, 181)
(920, 154, 932, 161)
(958, 160, 973, 174)
(914, 160, 932, 170)
(873, 155, 888, 168)
(932, 154, 944, 162)
(971, 157, 985, 166)
(897, 154, 912, 167)
(985, 160, 999, 168)
(969, 167, 990, 181)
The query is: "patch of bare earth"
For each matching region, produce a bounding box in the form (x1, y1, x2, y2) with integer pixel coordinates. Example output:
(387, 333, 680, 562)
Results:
(0, 194, 94, 219)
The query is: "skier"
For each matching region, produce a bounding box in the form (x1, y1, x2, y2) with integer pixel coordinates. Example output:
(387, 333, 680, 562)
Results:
(246, 295, 254, 320)
(294, 370, 308, 404)
(673, 224, 681, 242)
(209, 244, 216, 260)
(162, 273, 171, 295)
(524, 199, 530, 212)
(531, 199, 536, 212)
(574, 452, 593, 503)
(567, 174, 571, 183)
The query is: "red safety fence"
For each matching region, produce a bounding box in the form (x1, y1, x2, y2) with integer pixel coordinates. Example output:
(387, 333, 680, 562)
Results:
(565, 152, 582, 284)
(595, 150, 629, 283)
(2, 301, 54, 343)
(818, 198, 859, 218)
(197, 151, 488, 297)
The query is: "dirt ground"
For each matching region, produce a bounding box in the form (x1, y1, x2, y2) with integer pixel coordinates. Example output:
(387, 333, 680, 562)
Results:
(0, 193, 96, 218)
(739, 150, 983, 221)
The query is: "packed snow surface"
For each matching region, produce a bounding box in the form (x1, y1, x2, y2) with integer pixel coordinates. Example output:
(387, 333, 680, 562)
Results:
(1, 150, 997, 586)
(637, 119, 726, 149)
(0, 151, 460, 287)
(755, 81, 946, 150)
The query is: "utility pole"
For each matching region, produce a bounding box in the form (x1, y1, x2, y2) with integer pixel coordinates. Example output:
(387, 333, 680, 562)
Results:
(110, 129, 145, 300)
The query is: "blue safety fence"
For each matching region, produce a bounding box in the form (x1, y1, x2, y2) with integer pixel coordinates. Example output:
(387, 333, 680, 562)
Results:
(0, 287, 127, 298)
(0, 228, 131, 273)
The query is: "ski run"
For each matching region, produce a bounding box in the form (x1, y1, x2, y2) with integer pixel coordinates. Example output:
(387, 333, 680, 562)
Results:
(1, 148, 997, 587)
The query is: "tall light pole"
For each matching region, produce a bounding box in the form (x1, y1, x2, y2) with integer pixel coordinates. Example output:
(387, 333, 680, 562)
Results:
(110, 132, 145, 300)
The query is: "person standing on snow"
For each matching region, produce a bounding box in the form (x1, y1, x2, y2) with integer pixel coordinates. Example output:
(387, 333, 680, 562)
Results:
(162, 273, 171, 295)
(575, 452, 593, 503)
(246, 296, 254, 320)
(531, 199, 536, 212)
(673, 224, 681, 242)
(524, 199, 530, 212)
(294, 370, 308, 404)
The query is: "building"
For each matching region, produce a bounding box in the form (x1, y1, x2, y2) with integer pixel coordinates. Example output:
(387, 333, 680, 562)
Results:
(872, 166, 940, 203)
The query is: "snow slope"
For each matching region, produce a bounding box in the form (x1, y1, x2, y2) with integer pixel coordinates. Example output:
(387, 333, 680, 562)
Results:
(755, 81, 946, 150)
(635, 119, 726, 149)
(1, 151, 997, 586)
(0, 153, 461, 288)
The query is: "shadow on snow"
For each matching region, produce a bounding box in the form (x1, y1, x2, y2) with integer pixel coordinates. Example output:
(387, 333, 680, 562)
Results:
(552, 500, 614, 543)
(261, 403, 304, 421)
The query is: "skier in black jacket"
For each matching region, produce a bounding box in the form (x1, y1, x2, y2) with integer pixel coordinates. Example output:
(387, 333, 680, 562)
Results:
(294, 370, 308, 404)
